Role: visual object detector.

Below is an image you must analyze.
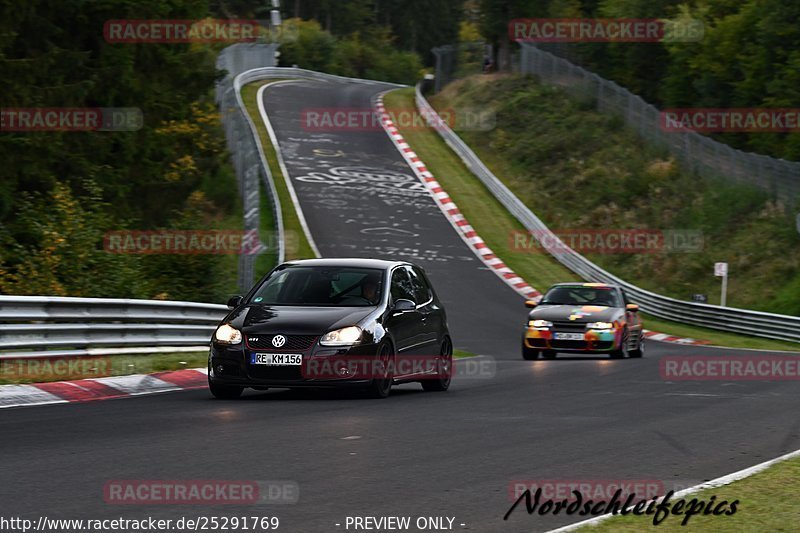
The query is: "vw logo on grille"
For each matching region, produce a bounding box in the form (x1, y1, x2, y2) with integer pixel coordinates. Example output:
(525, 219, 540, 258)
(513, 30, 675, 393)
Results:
(271, 335, 287, 348)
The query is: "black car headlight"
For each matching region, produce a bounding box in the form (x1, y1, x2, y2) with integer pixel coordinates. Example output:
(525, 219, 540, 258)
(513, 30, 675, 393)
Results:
(319, 326, 362, 346)
(214, 324, 242, 344)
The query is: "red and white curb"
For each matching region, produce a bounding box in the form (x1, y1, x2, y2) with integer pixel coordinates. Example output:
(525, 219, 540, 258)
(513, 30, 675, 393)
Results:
(376, 94, 714, 347)
(0, 368, 207, 409)
(375, 94, 541, 301)
(643, 330, 711, 345)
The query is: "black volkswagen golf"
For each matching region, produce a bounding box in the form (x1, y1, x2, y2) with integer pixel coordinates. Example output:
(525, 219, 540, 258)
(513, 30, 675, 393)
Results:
(208, 258, 452, 399)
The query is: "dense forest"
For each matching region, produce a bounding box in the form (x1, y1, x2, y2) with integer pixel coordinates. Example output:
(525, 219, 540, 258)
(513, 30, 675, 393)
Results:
(0, 0, 796, 303)
(0, 0, 460, 301)
(477, 0, 800, 160)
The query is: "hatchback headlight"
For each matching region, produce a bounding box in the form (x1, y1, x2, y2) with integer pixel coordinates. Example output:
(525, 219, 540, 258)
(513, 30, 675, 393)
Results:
(529, 320, 553, 328)
(586, 322, 614, 330)
(320, 326, 362, 346)
(214, 324, 242, 344)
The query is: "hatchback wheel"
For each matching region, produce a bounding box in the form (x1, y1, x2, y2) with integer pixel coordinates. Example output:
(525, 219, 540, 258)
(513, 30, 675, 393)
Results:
(365, 343, 394, 398)
(629, 335, 645, 358)
(522, 345, 539, 360)
(610, 328, 630, 359)
(422, 337, 452, 392)
(208, 379, 243, 399)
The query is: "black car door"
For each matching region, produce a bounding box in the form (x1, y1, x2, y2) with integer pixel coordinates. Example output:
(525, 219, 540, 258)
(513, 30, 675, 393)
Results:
(384, 267, 424, 359)
(407, 266, 441, 354)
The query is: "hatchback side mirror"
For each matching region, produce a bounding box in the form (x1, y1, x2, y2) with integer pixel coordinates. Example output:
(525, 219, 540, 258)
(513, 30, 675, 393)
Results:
(525, 299, 538, 309)
(392, 299, 416, 314)
(227, 295, 244, 309)
(626, 304, 639, 312)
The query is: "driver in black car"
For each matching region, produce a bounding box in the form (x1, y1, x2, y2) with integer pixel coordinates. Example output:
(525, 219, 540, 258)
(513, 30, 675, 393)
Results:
(360, 274, 380, 305)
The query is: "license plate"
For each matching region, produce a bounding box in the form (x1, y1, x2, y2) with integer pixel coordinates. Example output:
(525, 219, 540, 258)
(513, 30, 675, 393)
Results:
(554, 332, 585, 341)
(250, 353, 302, 366)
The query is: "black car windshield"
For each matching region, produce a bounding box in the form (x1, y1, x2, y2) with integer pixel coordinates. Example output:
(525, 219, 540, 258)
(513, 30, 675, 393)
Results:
(249, 266, 384, 307)
(540, 286, 621, 307)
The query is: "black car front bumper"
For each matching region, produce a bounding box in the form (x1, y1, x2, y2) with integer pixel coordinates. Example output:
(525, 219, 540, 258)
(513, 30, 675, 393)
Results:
(208, 341, 383, 388)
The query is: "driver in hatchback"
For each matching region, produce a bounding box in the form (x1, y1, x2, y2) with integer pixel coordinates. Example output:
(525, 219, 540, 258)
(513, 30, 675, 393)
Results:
(360, 274, 380, 305)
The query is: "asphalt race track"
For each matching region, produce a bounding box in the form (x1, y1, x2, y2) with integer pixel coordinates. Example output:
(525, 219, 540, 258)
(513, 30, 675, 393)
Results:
(2, 77, 799, 533)
(259, 78, 525, 357)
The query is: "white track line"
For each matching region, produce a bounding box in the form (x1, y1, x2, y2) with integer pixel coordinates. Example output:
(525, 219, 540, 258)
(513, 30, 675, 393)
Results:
(257, 81, 321, 258)
(546, 447, 800, 532)
(374, 92, 542, 301)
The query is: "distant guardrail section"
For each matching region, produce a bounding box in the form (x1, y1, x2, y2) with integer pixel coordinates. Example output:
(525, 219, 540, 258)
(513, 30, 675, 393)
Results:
(0, 295, 227, 359)
(415, 83, 800, 343)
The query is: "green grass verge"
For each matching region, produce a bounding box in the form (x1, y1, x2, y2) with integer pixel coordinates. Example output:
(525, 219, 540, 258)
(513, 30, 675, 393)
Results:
(254, 177, 279, 276)
(574, 456, 800, 532)
(383, 87, 800, 353)
(429, 75, 800, 317)
(383, 91, 575, 290)
(241, 80, 316, 272)
(0, 352, 208, 385)
(454, 349, 477, 359)
(641, 313, 800, 352)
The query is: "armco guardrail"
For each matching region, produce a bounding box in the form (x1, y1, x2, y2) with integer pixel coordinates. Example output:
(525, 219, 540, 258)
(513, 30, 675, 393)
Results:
(226, 66, 406, 267)
(415, 83, 800, 343)
(216, 44, 280, 291)
(517, 43, 800, 203)
(0, 69, 404, 359)
(0, 295, 228, 358)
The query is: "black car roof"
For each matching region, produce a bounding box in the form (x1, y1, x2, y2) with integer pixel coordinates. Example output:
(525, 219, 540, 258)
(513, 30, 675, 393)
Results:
(548, 282, 621, 289)
(281, 258, 410, 270)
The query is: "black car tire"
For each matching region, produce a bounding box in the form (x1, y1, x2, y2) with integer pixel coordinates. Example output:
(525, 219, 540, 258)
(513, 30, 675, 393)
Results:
(522, 346, 540, 360)
(208, 379, 244, 399)
(542, 350, 557, 359)
(365, 342, 394, 399)
(422, 337, 452, 392)
(629, 335, 644, 358)
(610, 328, 630, 359)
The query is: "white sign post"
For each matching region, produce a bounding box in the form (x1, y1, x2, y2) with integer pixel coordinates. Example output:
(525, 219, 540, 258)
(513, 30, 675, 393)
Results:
(714, 262, 728, 307)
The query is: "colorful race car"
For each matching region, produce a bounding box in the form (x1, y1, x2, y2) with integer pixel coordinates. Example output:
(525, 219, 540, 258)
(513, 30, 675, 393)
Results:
(522, 282, 644, 360)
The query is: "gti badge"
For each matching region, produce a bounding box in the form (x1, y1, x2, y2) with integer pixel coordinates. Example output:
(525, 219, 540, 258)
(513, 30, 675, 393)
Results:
(272, 334, 287, 348)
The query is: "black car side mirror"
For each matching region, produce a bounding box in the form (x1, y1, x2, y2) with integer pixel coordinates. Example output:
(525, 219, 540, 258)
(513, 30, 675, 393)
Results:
(392, 298, 416, 314)
(227, 295, 244, 309)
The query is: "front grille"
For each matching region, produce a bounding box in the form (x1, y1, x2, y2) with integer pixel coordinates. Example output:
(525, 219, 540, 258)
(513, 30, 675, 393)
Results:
(245, 334, 317, 351)
(552, 321, 587, 332)
(551, 340, 614, 350)
(551, 339, 589, 349)
(247, 365, 304, 381)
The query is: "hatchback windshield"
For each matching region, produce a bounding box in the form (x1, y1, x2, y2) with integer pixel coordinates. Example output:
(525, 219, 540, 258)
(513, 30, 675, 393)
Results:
(250, 266, 384, 306)
(540, 286, 621, 307)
